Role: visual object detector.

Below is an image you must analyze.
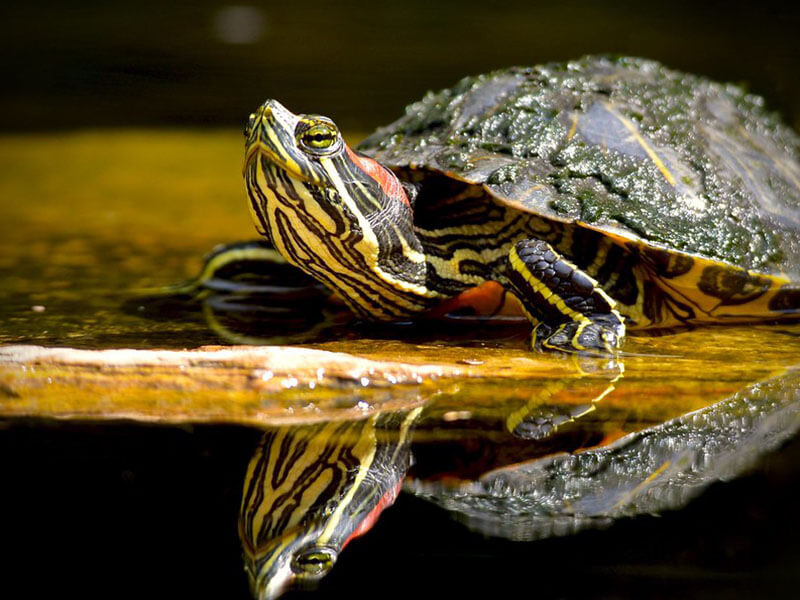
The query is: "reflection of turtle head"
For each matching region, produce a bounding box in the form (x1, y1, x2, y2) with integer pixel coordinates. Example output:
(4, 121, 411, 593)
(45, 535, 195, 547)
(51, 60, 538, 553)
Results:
(243, 527, 338, 600)
(239, 417, 413, 599)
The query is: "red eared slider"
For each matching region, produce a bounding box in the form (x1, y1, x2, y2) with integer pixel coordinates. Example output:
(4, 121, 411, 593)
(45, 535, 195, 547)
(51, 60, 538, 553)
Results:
(240, 410, 420, 599)
(241, 55, 800, 353)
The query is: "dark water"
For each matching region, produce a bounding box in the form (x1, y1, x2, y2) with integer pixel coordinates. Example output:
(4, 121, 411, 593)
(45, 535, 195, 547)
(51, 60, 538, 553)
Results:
(1, 406, 799, 599)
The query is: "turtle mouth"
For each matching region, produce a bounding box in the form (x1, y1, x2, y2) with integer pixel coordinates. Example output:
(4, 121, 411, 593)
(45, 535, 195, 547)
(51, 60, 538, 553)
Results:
(244, 136, 312, 185)
(243, 101, 316, 184)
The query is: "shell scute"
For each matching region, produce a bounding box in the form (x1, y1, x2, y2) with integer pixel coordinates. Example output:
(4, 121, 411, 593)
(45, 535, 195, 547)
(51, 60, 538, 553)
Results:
(359, 56, 800, 281)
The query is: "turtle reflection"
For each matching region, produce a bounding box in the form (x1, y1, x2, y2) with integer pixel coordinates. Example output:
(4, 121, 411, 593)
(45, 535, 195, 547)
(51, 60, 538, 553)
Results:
(238, 369, 800, 599)
(239, 410, 420, 600)
(238, 370, 622, 599)
(409, 369, 800, 541)
(128, 238, 531, 348)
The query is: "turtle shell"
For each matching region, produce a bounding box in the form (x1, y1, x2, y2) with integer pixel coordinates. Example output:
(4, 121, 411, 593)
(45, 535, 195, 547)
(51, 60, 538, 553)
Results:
(358, 56, 800, 283)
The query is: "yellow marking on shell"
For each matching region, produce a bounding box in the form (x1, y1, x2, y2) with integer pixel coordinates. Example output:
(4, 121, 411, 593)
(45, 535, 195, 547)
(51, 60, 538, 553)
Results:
(604, 102, 677, 187)
(555, 226, 574, 257)
(618, 264, 649, 326)
(567, 112, 579, 140)
(602, 269, 621, 292)
(632, 240, 795, 328)
(612, 460, 672, 511)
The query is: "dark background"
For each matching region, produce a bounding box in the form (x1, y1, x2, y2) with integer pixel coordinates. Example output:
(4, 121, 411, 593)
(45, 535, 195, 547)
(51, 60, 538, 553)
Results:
(2, 0, 800, 133)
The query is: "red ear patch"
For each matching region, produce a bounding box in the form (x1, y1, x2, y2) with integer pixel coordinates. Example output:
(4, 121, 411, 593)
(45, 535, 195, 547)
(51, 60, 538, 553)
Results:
(346, 146, 410, 206)
(341, 481, 402, 550)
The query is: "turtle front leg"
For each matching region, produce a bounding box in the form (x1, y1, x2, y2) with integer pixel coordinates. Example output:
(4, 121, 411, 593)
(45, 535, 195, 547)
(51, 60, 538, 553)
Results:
(503, 239, 625, 354)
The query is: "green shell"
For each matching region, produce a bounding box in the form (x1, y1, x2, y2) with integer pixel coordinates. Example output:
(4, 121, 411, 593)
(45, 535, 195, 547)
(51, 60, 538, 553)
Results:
(358, 56, 800, 280)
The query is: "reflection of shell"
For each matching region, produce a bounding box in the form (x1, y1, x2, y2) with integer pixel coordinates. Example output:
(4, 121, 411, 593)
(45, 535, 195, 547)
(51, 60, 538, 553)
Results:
(407, 370, 800, 541)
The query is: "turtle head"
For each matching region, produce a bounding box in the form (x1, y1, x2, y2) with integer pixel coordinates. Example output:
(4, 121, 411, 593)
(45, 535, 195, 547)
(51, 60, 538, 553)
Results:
(243, 100, 431, 320)
(239, 422, 409, 600)
(243, 525, 339, 600)
(244, 99, 346, 188)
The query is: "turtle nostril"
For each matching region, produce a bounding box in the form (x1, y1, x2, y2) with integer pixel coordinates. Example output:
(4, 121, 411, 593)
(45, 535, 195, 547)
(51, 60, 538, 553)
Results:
(261, 99, 287, 119)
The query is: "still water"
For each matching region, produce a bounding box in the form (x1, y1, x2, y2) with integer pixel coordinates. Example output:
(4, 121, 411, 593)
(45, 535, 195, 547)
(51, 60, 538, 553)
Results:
(0, 130, 799, 598)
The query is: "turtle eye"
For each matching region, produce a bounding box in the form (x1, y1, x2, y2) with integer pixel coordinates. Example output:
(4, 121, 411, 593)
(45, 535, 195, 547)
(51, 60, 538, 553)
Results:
(297, 121, 340, 154)
(290, 546, 336, 577)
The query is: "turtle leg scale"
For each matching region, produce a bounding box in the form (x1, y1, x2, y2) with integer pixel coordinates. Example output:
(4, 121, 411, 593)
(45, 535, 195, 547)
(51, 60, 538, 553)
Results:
(505, 239, 626, 354)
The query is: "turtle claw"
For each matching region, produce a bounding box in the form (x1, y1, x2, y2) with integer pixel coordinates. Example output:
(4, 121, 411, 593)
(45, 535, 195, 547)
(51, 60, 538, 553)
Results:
(532, 320, 624, 356)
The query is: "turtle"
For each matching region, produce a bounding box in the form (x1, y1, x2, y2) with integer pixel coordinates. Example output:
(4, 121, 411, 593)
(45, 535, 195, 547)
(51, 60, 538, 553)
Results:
(239, 410, 421, 599)
(233, 55, 800, 354)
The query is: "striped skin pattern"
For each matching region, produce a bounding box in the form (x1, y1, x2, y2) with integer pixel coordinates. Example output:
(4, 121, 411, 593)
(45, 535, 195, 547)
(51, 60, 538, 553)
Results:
(402, 174, 798, 331)
(242, 100, 798, 353)
(240, 410, 419, 599)
(244, 101, 438, 322)
(506, 239, 625, 353)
